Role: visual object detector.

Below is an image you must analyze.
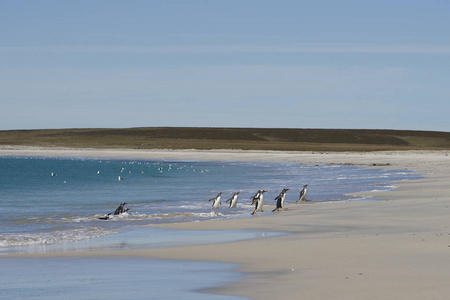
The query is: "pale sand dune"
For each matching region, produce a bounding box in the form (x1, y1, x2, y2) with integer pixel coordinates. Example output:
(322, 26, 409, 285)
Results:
(2, 147, 450, 299)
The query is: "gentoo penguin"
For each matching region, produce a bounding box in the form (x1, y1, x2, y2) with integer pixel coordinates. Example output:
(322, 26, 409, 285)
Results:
(273, 188, 289, 212)
(98, 213, 111, 220)
(226, 192, 240, 208)
(296, 184, 308, 203)
(209, 192, 222, 209)
(250, 190, 267, 215)
(114, 202, 128, 215)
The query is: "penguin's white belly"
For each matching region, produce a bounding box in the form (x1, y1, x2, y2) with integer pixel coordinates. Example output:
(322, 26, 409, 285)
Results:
(230, 196, 238, 208)
(255, 196, 264, 211)
(212, 197, 221, 209)
(299, 190, 307, 201)
(280, 195, 286, 208)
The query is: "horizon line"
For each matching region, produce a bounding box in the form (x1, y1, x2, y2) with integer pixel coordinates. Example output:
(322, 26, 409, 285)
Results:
(2, 44, 450, 55)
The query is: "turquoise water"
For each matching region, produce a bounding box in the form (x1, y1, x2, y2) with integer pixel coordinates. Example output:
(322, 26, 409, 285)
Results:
(0, 156, 421, 249)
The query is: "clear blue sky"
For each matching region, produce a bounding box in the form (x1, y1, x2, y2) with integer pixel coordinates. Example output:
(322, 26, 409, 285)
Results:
(1, 0, 449, 131)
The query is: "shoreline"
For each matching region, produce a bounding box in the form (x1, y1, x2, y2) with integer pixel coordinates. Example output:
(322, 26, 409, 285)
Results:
(2, 147, 450, 299)
(1, 145, 447, 167)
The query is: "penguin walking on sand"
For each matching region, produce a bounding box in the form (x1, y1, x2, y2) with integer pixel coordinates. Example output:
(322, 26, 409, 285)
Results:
(250, 190, 267, 215)
(273, 188, 289, 212)
(209, 192, 222, 209)
(296, 185, 308, 203)
(226, 192, 240, 208)
(114, 202, 128, 215)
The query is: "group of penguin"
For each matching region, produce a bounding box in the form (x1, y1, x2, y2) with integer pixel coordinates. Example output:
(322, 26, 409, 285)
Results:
(208, 184, 308, 215)
(99, 184, 308, 220)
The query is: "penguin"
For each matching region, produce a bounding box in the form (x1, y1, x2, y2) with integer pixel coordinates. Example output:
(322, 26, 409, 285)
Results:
(98, 213, 111, 220)
(226, 192, 240, 208)
(250, 190, 267, 215)
(296, 184, 308, 203)
(209, 192, 222, 209)
(114, 202, 128, 215)
(250, 190, 261, 206)
(273, 188, 289, 212)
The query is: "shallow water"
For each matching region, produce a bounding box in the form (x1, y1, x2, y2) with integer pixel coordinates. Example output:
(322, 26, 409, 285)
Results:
(0, 257, 249, 300)
(4, 226, 286, 254)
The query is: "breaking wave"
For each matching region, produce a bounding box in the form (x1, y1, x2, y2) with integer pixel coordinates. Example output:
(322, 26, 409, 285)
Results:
(0, 226, 116, 247)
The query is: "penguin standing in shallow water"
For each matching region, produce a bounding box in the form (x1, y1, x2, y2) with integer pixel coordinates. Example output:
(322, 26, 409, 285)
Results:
(273, 188, 289, 212)
(296, 185, 308, 203)
(114, 202, 128, 215)
(226, 192, 240, 208)
(209, 192, 222, 209)
(250, 190, 267, 215)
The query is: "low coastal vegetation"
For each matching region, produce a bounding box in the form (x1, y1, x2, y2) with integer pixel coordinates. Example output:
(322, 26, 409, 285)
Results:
(0, 127, 449, 151)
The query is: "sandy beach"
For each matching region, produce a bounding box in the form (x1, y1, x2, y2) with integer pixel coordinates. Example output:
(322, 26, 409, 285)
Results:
(2, 147, 450, 299)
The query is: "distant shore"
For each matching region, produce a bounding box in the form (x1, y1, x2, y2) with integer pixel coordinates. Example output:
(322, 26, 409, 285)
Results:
(2, 147, 450, 300)
(1, 145, 447, 167)
(1, 127, 449, 152)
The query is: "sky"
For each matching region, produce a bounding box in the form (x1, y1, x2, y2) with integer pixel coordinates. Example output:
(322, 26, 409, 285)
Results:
(1, 0, 449, 131)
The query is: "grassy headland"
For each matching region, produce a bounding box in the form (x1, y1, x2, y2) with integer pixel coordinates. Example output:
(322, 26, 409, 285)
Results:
(0, 127, 449, 151)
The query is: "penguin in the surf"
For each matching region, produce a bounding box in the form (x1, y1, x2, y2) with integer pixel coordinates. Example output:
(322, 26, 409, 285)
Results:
(273, 188, 289, 212)
(209, 192, 222, 209)
(296, 184, 308, 203)
(114, 202, 128, 215)
(250, 190, 267, 215)
(226, 192, 240, 208)
(98, 213, 111, 220)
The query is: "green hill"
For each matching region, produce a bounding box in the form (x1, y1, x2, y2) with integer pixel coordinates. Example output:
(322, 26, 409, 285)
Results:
(1, 127, 449, 151)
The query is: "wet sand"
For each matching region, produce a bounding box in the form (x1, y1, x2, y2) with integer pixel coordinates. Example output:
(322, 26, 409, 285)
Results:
(2, 147, 450, 299)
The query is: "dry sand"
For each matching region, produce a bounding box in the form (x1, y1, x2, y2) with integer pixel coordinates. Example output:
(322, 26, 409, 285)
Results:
(2, 147, 450, 299)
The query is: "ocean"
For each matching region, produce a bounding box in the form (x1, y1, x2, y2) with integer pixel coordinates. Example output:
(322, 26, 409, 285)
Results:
(0, 155, 421, 251)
